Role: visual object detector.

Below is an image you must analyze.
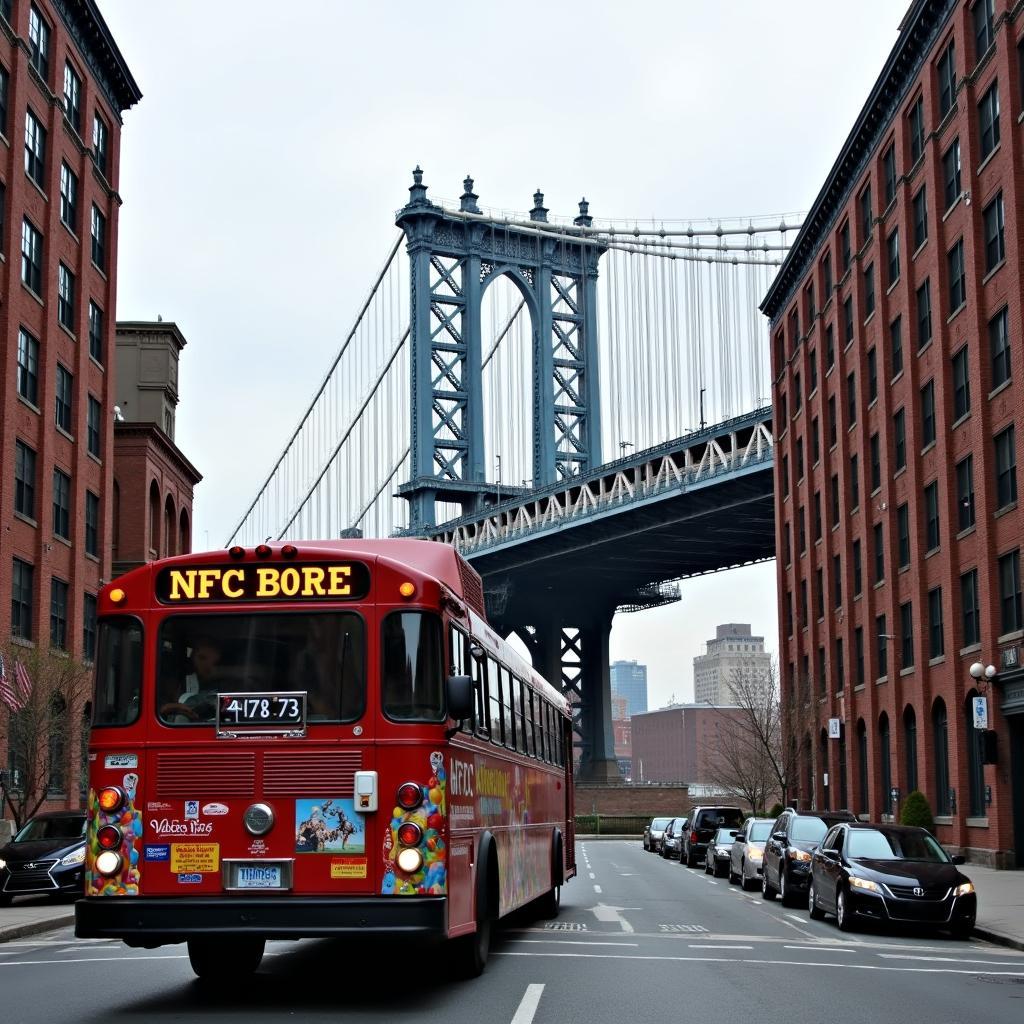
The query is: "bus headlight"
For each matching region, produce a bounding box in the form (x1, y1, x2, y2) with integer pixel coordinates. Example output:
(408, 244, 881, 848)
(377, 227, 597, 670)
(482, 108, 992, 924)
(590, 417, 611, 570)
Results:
(396, 848, 423, 873)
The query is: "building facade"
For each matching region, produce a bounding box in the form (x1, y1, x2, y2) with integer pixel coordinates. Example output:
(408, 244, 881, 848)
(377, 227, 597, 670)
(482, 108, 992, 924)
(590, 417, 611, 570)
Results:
(694, 623, 773, 704)
(763, 0, 1023, 866)
(610, 658, 648, 717)
(1, 0, 140, 811)
(611, 693, 632, 778)
(631, 704, 745, 786)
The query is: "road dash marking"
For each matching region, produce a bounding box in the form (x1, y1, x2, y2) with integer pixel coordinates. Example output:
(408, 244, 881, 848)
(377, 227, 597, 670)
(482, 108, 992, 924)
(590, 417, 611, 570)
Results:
(878, 954, 1024, 965)
(593, 884, 602, 894)
(785, 914, 806, 924)
(689, 944, 754, 950)
(784, 945, 856, 953)
(589, 872, 596, 879)
(511, 983, 545, 1024)
(511, 940, 638, 947)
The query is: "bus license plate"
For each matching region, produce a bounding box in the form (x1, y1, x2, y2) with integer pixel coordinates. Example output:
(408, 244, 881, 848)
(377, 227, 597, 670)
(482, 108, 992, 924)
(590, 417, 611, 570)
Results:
(236, 864, 282, 889)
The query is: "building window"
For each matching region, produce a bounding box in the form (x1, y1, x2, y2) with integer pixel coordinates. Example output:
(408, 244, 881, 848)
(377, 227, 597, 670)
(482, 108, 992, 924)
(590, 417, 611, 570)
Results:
(979, 82, 1000, 160)
(794, 371, 802, 412)
(863, 262, 875, 318)
(890, 316, 903, 376)
(843, 296, 854, 346)
(91, 205, 106, 269)
(867, 347, 877, 404)
(850, 453, 860, 510)
(989, 306, 1011, 389)
(55, 365, 73, 433)
(823, 251, 833, 297)
(912, 185, 928, 250)
(828, 395, 837, 447)
(826, 323, 835, 369)
(983, 191, 1005, 272)
(894, 407, 906, 471)
(937, 39, 957, 119)
(883, 143, 897, 206)
(847, 371, 856, 425)
(904, 707, 918, 794)
(951, 346, 970, 421)
(811, 416, 820, 464)
(897, 502, 910, 569)
(831, 474, 840, 528)
(855, 627, 865, 687)
(880, 713, 893, 814)
(789, 308, 800, 353)
(87, 396, 101, 458)
(24, 109, 46, 186)
(52, 468, 71, 539)
(924, 480, 940, 552)
(785, 591, 793, 636)
(92, 113, 109, 177)
(0, 64, 8, 137)
(28, 5, 49, 82)
(59, 162, 78, 232)
(50, 578, 68, 650)
(833, 552, 842, 607)
(916, 278, 932, 349)
(798, 505, 806, 553)
(806, 281, 816, 323)
(14, 440, 36, 519)
(900, 601, 914, 669)
(1000, 549, 1022, 635)
(783, 522, 791, 565)
(88, 301, 104, 363)
(933, 699, 950, 814)
(58, 263, 75, 331)
(815, 568, 824, 620)
(63, 61, 81, 133)
(21, 217, 42, 294)
(943, 139, 961, 211)
(859, 184, 872, 239)
(17, 327, 39, 406)
(809, 348, 818, 394)
(961, 568, 981, 647)
(796, 437, 804, 480)
(781, 454, 789, 499)
(928, 587, 944, 659)
(974, 0, 994, 60)
(12, 558, 34, 639)
(995, 425, 1017, 509)
(908, 94, 925, 164)
(85, 490, 100, 557)
(957, 454, 975, 532)
(814, 491, 822, 542)
(840, 220, 851, 271)
(780, 391, 788, 423)
(947, 239, 965, 313)
(799, 580, 807, 628)
(921, 379, 936, 447)
(870, 433, 881, 493)
(853, 539, 863, 596)
(835, 637, 845, 692)
(857, 719, 869, 814)
(886, 229, 900, 287)
(873, 521, 884, 583)
(83, 593, 98, 661)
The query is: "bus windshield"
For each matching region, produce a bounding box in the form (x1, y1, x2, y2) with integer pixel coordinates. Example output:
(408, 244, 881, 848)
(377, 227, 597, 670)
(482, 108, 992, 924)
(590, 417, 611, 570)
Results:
(156, 612, 365, 724)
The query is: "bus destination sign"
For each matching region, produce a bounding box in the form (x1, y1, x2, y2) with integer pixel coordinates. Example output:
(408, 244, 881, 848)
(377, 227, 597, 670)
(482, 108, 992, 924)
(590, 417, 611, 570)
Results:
(155, 562, 371, 604)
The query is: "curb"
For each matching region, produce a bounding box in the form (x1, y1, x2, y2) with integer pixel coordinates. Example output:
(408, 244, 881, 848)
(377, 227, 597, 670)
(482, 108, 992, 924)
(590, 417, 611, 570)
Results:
(972, 924, 1024, 953)
(0, 913, 74, 944)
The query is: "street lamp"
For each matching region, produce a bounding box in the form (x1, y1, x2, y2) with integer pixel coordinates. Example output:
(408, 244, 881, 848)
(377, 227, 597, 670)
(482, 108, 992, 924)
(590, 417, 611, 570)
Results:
(969, 662, 997, 682)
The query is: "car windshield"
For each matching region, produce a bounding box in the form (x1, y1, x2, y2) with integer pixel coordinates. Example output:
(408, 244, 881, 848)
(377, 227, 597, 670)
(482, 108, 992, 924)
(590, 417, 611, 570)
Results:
(847, 829, 950, 862)
(714, 828, 736, 843)
(696, 809, 742, 829)
(15, 816, 86, 842)
(790, 817, 828, 842)
(749, 822, 773, 842)
(651, 818, 672, 829)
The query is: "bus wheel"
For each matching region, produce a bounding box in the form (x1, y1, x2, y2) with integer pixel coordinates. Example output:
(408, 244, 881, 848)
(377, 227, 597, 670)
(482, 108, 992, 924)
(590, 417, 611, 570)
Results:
(187, 937, 265, 980)
(452, 917, 491, 978)
(536, 883, 561, 919)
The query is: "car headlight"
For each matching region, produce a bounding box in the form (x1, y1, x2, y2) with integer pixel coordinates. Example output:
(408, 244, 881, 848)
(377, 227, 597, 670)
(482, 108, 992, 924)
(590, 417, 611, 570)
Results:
(60, 848, 86, 867)
(787, 848, 812, 862)
(848, 876, 883, 893)
(748, 847, 763, 861)
(0, 857, 6, 870)
(954, 882, 975, 897)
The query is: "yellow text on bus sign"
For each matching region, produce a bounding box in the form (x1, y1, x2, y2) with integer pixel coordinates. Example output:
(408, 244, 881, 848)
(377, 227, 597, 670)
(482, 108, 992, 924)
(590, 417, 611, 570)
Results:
(155, 562, 370, 604)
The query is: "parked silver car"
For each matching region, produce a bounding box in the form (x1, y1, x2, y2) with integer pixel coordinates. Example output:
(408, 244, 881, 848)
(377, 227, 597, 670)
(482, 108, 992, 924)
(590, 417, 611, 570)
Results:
(728, 816, 775, 890)
(643, 817, 674, 853)
(661, 817, 689, 860)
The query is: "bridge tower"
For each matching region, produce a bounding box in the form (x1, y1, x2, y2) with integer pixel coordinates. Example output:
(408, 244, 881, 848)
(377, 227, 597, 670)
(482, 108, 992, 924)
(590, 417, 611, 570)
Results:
(397, 169, 620, 782)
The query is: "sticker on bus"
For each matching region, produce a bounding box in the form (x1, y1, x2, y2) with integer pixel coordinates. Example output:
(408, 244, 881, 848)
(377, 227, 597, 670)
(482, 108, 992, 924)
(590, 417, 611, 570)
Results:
(144, 845, 170, 861)
(295, 799, 363, 854)
(177, 874, 203, 884)
(170, 843, 219, 873)
(104, 754, 138, 769)
(330, 859, 367, 879)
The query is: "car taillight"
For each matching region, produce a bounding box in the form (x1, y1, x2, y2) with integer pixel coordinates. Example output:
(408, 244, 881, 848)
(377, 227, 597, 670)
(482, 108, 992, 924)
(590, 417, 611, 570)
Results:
(397, 822, 423, 847)
(97, 826, 121, 850)
(397, 782, 423, 810)
(98, 787, 126, 814)
(94, 850, 123, 876)
(690, 831, 698, 843)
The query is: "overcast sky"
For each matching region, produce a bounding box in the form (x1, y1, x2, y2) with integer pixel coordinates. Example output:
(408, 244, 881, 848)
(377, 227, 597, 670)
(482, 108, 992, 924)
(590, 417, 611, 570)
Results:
(101, 0, 903, 710)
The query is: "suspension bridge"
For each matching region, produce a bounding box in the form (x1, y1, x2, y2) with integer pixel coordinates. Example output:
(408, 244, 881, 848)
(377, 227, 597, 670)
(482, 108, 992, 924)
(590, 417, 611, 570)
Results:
(228, 168, 798, 780)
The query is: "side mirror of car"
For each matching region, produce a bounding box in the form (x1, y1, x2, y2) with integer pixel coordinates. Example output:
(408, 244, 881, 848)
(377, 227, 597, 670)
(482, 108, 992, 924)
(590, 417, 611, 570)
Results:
(445, 674, 473, 721)
(772, 832, 788, 843)
(951, 854, 966, 865)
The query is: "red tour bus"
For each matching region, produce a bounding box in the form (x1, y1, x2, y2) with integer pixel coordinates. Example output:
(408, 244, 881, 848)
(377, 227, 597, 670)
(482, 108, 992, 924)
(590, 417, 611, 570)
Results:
(75, 539, 575, 979)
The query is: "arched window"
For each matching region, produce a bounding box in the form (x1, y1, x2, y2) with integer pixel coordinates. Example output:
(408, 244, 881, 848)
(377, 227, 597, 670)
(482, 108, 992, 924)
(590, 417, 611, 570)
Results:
(179, 508, 190, 554)
(856, 719, 869, 816)
(164, 495, 176, 558)
(819, 728, 830, 810)
(879, 712, 892, 815)
(903, 705, 918, 794)
(933, 698, 950, 814)
(964, 691, 986, 817)
(149, 480, 160, 558)
(47, 695, 68, 796)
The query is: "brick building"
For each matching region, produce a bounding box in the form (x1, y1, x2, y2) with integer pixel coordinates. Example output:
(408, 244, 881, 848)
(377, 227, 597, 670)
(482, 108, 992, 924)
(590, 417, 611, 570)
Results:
(630, 704, 745, 786)
(762, 0, 1022, 866)
(611, 693, 632, 778)
(1, 0, 139, 809)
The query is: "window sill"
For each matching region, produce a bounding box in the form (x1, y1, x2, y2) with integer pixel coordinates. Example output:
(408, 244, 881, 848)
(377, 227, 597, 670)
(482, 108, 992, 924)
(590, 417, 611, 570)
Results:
(925, 547, 940, 559)
(920, 440, 936, 456)
(886, 278, 900, 296)
(863, 311, 876, 328)
(848, 422, 858, 433)
(91, 260, 108, 280)
(917, 339, 933, 357)
(14, 511, 38, 528)
(85, 552, 100, 564)
(997, 629, 1024, 645)
(989, 379, 1012, 401)
(60, 220, 81, 244)
(890, 369, 904, 385)
(868, 397, 878, 411)
(912, 239, 928, 262)
(966, 817, 989, 829)
(87, 451, 102, 467)
(960, 643, 982, 656)
(956, 525, 977, 541)
(56, 425, 75, 444)
(851, 504, 860, 515)
(894, 465, 906, 479)
(900, 666, 915, 677)
(89, 354, 106, 373)
(898, 565, 910, 575)
(941, 198, 962, 223)
(17, 394, 41, 415)
(854, 593, 863, 603)
(874, 580, 886, 591)
(26, 173, 49, 203)
(929, 655, 946, 667)
(876, 676, 889, 685)
(977, 143, 1001, 176)
(871, 486, 882, 499)
(995, 501, 1018, 520)
(22, 282, 44, 307)
(934, 816, 953, 827)
(58, 323, 77, 343)
(854, 684, 866, 693)
(947, 303, 966, 326)
(952, 412, 971, 430)
(982, 259, 1005, 286)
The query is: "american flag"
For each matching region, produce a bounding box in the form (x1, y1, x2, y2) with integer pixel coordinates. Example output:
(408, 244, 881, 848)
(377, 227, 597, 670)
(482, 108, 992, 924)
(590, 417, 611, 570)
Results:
(0, 655, 32, 712)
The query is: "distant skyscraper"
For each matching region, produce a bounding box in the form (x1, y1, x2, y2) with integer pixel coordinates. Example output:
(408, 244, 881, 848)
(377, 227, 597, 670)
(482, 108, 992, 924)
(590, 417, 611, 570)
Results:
(610, 660, 648, 717)
(694, 624, 771, 705)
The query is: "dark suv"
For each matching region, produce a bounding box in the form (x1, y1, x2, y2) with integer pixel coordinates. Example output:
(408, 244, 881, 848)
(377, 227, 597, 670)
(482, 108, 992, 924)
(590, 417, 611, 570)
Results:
(681, 806, 744, 867)
(761, 807, 856, 906)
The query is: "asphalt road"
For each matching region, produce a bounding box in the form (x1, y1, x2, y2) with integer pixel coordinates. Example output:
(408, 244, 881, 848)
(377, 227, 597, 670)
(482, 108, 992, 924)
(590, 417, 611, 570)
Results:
(2, 840, 1023, 1022)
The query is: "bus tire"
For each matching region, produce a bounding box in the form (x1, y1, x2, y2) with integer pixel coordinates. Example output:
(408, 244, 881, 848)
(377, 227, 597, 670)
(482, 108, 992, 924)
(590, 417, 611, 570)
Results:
(536, 831, 563, 919)
(188, 937, 265, 981)
(453, 833, 498, 979)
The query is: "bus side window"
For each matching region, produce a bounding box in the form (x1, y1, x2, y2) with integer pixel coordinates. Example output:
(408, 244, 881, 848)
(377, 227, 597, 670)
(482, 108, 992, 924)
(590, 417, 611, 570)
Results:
(473, 647, 489, 740)
(449, 625, 467, 677)
(536, 697, 546, 762)
(515, 679, 528, 754)
(501, 665, 515, 750)
(487, 657, 503, 744)
(543, 702, 553, 763)
(523, 684, 536, 758)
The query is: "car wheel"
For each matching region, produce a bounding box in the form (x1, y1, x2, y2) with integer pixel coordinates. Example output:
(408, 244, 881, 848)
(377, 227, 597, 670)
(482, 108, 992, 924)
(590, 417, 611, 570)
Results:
(761, 869, 776, 900)
(643, 840, 649, 852)
(728, 862, 739, 885)
(836, 888, 854, 932)
(778, 870, 792, 906)
(704, 853, 712, 874)
(188, 937, 265, 981)
(715, 860, 727, 878)
(686, 848, 698, 868)
(808, 880, 825, 921)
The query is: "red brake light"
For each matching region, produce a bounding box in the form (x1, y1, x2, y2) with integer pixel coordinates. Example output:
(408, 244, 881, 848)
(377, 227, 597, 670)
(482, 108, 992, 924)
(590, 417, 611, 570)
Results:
(228, 545, 245, 560)
(397, 782, 422, 810)
(397, 822, 423, 847)
(690, 831, 698, 843)
(255, 544, 272, 559)
(282, 544, 298, 559)
(97, 825, 122, 850)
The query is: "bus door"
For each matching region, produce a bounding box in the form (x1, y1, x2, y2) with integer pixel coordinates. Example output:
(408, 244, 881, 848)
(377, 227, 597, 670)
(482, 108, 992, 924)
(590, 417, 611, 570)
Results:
(563, 716, 576, 874)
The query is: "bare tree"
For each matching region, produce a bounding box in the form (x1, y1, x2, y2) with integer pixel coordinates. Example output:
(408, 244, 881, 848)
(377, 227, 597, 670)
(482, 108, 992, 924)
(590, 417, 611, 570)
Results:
(0, 644, 93, 829)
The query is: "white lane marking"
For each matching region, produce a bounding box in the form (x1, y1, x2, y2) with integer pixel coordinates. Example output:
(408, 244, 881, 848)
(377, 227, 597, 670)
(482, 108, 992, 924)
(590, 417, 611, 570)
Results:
(589, 872, 596, 879)
(593, 884, 602, 894)
(494, 951, 1024, 975)
(620, 873, 636, 877)
(784, 945, 856, 953)
(510, 983, 545, 1024)
(511, 940, 639, 947)
(878, 954, 1024, 965)
(785, 914, 806, 924)
(590, 903, 636, 933)
(0, 954, 190, 967)
(689, 944, 754, 950)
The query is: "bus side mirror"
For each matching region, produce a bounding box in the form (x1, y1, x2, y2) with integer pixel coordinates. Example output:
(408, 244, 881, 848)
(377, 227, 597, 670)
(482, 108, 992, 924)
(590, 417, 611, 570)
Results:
(445, 675, 473, 721)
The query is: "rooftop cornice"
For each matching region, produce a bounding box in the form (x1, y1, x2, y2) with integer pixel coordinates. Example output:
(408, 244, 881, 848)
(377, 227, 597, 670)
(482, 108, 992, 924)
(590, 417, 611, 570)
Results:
(114, 422, 202, 484)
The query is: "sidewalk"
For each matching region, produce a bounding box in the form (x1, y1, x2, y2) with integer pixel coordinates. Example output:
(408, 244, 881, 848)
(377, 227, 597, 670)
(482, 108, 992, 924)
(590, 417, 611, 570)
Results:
(1, 858, 1022, 949)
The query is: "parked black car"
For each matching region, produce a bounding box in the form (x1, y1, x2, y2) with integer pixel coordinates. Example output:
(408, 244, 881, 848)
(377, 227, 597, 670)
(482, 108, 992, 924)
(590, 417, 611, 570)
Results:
(761, 807, 856, 906)
(808, 822, 976, 938)
(704, 826, 739, 877)
(661, 817, 689, 860)
(681, 806, 744, 867)
(0, 811, 87, 905)
(643, 817, 674, 854)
